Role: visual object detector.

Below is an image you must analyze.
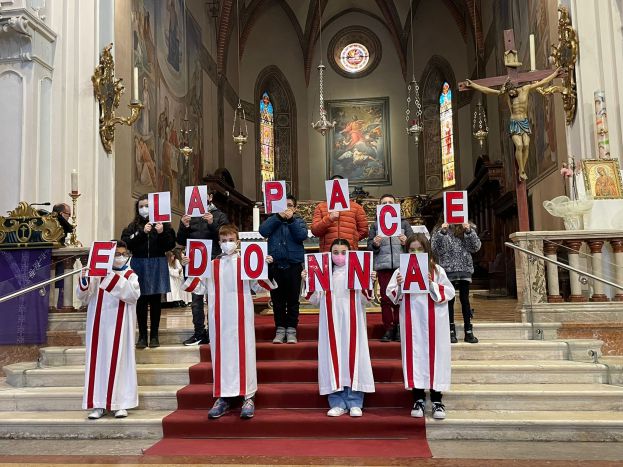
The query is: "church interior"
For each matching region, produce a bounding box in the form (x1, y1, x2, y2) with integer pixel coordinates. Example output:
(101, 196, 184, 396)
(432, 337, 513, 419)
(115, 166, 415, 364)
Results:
(2, 0, 623, 464)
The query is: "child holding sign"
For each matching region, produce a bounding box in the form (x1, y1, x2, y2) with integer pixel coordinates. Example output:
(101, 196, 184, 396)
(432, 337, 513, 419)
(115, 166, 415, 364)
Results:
(181, 224, 277, 420)
(121, 194, 176, 349)
(302, 239, 376, 417)
(77, 240, 141, 420)
(386, 234, 455, 420)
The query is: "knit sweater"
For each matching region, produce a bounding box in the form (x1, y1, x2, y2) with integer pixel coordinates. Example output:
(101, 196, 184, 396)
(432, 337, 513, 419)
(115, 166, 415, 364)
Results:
(431, 227, 481, 280)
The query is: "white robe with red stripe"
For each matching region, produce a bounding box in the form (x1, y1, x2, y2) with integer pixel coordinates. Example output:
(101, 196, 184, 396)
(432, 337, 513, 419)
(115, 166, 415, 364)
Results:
(304, 265, 375, 396)
(386, 265, 455, 392)
(183, 254, 277, 398)
(76, 268, 140, 411)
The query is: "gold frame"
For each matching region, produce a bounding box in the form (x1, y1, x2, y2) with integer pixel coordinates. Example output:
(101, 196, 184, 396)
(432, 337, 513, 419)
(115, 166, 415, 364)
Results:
(582, 159, 623, 200)
(92, 44, 143, 153)
(537, 6, 578, 125)
(0, 202, 64, 249)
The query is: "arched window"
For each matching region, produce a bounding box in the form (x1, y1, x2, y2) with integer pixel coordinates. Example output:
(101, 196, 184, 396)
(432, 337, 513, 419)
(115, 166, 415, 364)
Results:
(439, 82, 455, 188)
(259, 92, 275, 183)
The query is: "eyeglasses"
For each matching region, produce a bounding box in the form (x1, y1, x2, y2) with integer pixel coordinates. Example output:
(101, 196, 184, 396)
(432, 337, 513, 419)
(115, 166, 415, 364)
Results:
(114, 253, 130, 258)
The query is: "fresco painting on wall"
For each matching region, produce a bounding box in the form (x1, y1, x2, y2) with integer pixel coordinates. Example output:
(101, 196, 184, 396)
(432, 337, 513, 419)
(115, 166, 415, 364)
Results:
(325, 97, 391, 185)
(495, 0, 558, 185)
(132, 0, 203, 213)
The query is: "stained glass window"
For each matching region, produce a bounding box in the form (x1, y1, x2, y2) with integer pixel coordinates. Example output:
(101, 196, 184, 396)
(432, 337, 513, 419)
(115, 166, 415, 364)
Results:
(259, 92, 275, 182)
(339, 43, 370, 73)
(439, 82, 456, 188)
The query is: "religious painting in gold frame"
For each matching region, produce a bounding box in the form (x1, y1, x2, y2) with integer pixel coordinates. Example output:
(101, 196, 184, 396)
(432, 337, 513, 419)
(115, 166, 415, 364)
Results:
(582, 159, 623, 200)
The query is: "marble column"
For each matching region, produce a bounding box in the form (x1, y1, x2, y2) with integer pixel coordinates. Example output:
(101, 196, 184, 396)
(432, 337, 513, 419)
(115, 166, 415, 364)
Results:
(61, 258, 75, 311)
(587, 240, 609, 301)
(543, 241, 563, 303)
(610, 239, 623, 301)
(565, 240, 587, 302)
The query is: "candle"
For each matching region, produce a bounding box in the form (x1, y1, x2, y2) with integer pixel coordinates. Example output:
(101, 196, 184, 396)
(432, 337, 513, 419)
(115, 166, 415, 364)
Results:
(253, 206, 260, 232)
(71, 169, 78, 194)
(132, 67, 139, 101)
(529, 34, 536, 71)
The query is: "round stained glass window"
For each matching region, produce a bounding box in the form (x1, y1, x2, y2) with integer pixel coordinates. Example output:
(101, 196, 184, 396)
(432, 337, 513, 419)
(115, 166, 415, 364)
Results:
(339, 43, 370, 73)
(329, 26, 381, 79)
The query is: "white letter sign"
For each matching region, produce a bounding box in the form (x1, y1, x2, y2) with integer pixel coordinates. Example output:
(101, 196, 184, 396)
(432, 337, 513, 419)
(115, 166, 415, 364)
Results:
(241, 242, 268, 280)
(377, 203, 401, 237)
(325, 179, 350, 212)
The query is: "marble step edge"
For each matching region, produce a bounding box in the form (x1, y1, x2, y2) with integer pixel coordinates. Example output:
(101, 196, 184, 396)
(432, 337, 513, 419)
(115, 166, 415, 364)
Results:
(1, 384, 622, 412)
(425, 410, 623, 442)
(39, 339, 605, 367)
(0, 410, 167, 439)
(3, 360, 610, 388)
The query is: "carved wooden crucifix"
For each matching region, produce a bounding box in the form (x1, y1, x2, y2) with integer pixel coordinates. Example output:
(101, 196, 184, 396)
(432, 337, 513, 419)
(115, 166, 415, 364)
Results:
(459, 29, 560, 232)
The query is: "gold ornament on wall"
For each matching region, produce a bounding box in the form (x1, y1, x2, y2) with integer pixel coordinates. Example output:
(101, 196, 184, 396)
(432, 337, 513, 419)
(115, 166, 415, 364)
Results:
(0, 202, 64, 249)
(92, 44, 143, 153)
(536, 6, 578, 125)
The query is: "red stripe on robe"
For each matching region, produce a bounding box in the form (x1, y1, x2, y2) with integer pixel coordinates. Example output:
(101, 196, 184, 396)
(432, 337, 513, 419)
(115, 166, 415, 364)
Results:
(348, 290, 357, 385)
(236, 259, 246, 396)
(105, 301, 125, 411)
(87, 288, 105, 408)
(404, 294, 415, 389)
(186, 277, 201, 293)
(213, 259, 222, 397)
(105, 274, 120, 293)
(427, 295, 436, 389)
(325, 291, 340, 389)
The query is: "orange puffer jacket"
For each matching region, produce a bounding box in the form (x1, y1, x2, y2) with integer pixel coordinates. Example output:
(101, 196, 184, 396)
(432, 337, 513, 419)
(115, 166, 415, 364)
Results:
(311, 201, 369, 252)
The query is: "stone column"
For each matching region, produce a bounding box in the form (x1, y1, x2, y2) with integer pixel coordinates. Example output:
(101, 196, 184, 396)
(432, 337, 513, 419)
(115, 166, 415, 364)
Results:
(565, 240, 587, 302)
(543, 241, 563, 302)
(588, 240, 609, 301)
(610, 239, 623, 301)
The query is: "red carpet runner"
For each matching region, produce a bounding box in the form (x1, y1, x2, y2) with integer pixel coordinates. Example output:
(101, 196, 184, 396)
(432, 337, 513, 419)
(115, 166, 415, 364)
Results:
(145, 314, 432, 458)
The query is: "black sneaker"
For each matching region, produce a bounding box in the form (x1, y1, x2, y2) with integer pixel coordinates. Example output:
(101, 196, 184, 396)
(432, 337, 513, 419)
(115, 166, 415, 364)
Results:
(410, 399, 425, 418)
(432, 402, 446, 419)
(184, 333, 204, 346)
(380, 330, 393, 342)
(200, 333, 210, 344)
(393, 325, 400, 342)
(136, 337, 147, 349)
(149, 337, 160, 348)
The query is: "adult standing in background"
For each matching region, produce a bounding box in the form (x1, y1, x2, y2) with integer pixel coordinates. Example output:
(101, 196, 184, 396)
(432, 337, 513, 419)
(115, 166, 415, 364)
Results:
(177, 189, 228, 346)
(122, 194, 176, 349)
(368, 194, 414, 342)
(311, 175, 368, 252)
(259, 194, 308, 344)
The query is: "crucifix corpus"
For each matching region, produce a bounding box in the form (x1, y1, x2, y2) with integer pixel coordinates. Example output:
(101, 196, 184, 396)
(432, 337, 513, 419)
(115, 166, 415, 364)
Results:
(459, 29, 560, 182)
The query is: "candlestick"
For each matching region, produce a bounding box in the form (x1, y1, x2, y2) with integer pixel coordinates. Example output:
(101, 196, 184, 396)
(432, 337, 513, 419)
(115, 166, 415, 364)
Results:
(132, 67, 139, 101)
(66, 192, 83, 247)
(529, 34, 536, 71)
(71, 169, 78, 194)
(253, 206, 260, 232)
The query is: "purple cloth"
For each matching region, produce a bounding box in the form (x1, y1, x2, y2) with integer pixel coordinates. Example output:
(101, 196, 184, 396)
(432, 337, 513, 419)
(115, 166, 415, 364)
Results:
(0, 249, 51, 344)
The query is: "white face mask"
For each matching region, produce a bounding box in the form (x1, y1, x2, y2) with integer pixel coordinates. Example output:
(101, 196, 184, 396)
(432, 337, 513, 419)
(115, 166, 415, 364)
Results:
(220, 241, 237, 255)
(138, 207, 149, 218)
(113, 256, 129, 269)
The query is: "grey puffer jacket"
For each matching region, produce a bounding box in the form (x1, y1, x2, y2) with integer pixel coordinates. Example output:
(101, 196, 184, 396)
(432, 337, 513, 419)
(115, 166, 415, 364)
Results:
(431, 226, 481, 278)
(367, 220, 415, 271)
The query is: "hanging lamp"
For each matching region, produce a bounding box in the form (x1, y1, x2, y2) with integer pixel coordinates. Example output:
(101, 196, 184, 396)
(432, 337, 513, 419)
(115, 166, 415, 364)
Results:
(232, 0, 248, 153)
(405, 3, 422, 145)
(311, 1, 335, 135)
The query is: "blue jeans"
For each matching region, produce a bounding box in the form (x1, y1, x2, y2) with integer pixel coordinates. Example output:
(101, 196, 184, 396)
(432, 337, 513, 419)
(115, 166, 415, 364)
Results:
(328, 387, 364, 409)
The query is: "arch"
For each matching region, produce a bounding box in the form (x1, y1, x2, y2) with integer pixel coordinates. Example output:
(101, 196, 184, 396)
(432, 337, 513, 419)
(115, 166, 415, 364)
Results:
(417, 55, 460, 193)
(254, 65, 298, 198)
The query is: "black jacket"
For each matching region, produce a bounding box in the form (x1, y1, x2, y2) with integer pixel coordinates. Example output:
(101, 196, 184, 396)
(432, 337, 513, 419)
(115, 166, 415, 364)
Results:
(121, 218, 176, 258)
(176, 205, 229, 257)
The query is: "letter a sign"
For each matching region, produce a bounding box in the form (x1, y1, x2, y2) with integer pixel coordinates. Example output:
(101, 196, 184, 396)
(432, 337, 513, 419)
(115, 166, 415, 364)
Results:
(399, 253, 429, 293)
(325, 179, 350, 212)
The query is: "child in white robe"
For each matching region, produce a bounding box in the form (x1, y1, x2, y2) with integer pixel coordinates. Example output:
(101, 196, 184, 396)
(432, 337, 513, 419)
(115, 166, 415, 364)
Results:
(386, 233, 455, 420)
(77, 240, 141, 420)
(302, 238, 376, 417)
(182, 224, 276, 419)
(166, 250, 191, 306)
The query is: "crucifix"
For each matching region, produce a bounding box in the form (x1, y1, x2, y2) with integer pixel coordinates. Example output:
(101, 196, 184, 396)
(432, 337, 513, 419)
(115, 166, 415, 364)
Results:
(459, 29, 560, 232)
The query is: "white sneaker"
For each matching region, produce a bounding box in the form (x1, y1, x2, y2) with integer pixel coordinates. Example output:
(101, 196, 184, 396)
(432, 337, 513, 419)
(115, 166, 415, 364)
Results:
(88, 408, 105, 419)
(286, 327, 298, 344)
(349, 407, 363, 417)
(411, 399, 425, 418)
(273, 327, 286, 344)
(432, 402, 446, 420)
(114, 409, 128, 418)
(327, 407, 348, 417)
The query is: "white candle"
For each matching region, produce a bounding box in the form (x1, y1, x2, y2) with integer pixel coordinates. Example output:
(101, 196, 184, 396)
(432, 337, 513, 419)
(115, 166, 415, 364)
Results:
(132, 67, 139, 101)
(71, 169, 78, 194)
(253, 206, 260, 232)
(529, 34, 536, 71)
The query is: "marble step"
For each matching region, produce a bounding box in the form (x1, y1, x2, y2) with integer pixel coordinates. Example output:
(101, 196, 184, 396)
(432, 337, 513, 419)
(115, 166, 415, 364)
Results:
(77, 322, 556, 346)
(1, 383, 622, 413)
(0, 386, 183, 412)
(0, 410, 167, 439)
(4, 360, 608, 388)
(38, 339, 603, 366)
(426, 410, 623, 442)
